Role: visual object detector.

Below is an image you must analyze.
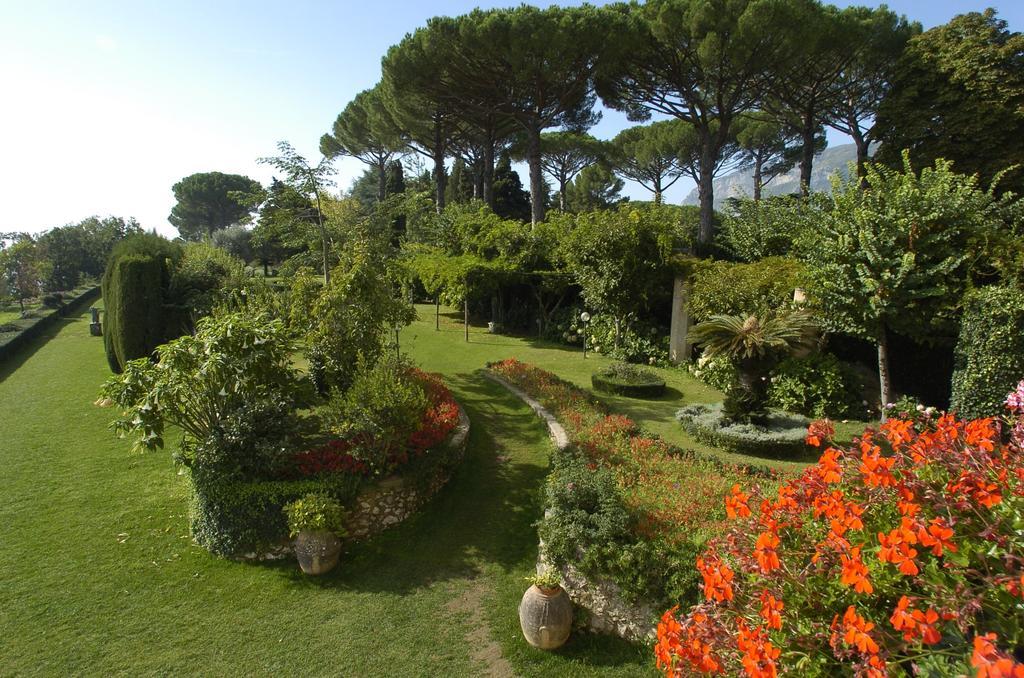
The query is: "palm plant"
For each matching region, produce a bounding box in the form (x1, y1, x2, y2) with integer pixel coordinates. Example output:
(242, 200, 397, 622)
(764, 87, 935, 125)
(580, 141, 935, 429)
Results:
(689, 311, 819, 423)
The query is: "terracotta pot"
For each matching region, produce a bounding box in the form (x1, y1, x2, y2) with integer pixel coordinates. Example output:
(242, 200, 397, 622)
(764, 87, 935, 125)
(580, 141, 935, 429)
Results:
(294, 529, 341, 575)
(519, 584, 572, 650)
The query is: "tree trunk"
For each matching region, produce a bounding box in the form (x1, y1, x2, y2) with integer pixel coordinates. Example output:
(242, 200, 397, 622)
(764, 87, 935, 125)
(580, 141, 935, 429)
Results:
(799, 109, 816, 198)
(654, 176, 663, 205)
(311, 180, 330, 285)
(263, 260, 269, 277)
(434, 149, 447, 214)
(435, 297, 440, 331)
(483, 134, 495, 208)
(696, 135, 717, 255)
(464, 295, 469, 342)
(753, 154, 764, 202)
(377, 159, 387, 202)
(527, 127, 545, 226)
(851, 124, 869, 187)
(877, 327, 893, 422)
(558, 172, 567, 212)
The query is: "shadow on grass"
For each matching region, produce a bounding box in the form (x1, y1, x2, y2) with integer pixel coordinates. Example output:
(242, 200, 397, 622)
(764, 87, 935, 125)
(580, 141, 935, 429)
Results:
(280, 371, 552, 596)
(0, 314, 92, 385)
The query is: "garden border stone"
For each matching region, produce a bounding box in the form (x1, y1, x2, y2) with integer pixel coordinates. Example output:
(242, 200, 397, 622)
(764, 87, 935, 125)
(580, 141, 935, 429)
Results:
(484, 369, 657, 642)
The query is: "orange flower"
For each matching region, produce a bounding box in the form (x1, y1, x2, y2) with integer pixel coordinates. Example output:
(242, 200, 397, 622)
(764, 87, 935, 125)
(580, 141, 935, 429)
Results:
(759, 591, 784, 631)
(972, 632, 1024, 678)
(806, 419, 834, 447)
(726, 484, 752, 519)
(840, 547, 873, 594)
(917, 517, 957, 557)
(754, 531, 781, 574)
(889, 596, 942, 645)
(859, 445, 897, 487)
(737, 621, 781, 678)
(881, 418, 915, 448)
(697, 556, 734, 603)
(878, 519, 920, 576)
(832, 606, 879, 655)
(965, 418, 997, 452)
(816, 448, 843, 484)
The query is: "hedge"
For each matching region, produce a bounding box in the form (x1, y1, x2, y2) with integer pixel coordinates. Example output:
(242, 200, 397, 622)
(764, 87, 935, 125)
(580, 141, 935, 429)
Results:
(0, 286, 101, 366)
(951, 286, 1024, 419)
(591, 372, 666, 398)
(676, 403, 809, 458)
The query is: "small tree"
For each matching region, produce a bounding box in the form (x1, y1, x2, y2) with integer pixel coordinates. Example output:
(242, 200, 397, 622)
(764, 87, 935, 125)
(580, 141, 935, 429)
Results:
(688, 311, 818, 423)
(798, 152, 1014, 415)
(258, 142, 336, 284)
(0, 238, 48, 312)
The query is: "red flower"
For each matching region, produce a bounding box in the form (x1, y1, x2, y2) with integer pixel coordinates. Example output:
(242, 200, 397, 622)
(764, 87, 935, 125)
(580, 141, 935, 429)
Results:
(840, 547, 873, 594)
(754, 531, 781, 574)
(758, 591, 783, 631)
(972, 633, 1024, 678)
(726, 484, 752, 519)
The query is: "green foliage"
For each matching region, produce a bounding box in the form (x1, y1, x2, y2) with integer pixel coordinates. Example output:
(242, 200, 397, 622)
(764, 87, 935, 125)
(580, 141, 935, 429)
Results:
(767, 353, 865, 419)
(100, 311, 308, 467)
(0, 237, 49, 308)
(307, 240, 414, 391)
(283, 493, 348, 538)
(544, 307, 669, 364)
(170, 242, 245, 321)
(718, 197, 811, 262)
(211, 224, 254, 263)
(189, 474, 360, 557)
(676, 403, 810, 458)
(560, 203, 685, 323)
(104, 254, 166, 372)
(527, 570, 562, 590)
(875, 9, 1024, 196)
(688, 256, 804, 323)
(609, 120, 690, 203)
(951, 286, 1024, 418)
(169, 171, 263, 241)
(564, 164, 625, 213)
(324, 358, 428, 475)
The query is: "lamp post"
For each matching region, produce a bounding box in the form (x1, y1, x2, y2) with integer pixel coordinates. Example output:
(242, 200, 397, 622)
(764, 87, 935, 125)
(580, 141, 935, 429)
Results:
(580, 312, 591, 359)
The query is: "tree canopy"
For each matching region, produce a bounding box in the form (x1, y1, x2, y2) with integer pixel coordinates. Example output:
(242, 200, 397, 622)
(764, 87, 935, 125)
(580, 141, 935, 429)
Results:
(168, 172, 263, 241)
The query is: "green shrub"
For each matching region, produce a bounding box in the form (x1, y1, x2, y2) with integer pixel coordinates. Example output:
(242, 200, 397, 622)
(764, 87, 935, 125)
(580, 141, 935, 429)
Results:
(688, 256, 804, 323)
(170, 242, 246, 321)
(676, 403, 809, 457)
(718, 195, 811, 262)
(105, 254, 166, 372)
(687, 353, 735, 392)
(283, 493, 347, 537)
(189, 474, 361, 557)
(767, 353, 865, 419)
(324, 358, 428, 476)
(41, 292, 63, 309)
(591, 362, 666, 398)
(546, 308, 668, 364)
(101, 233, 182, 373)
(951, 286, 1024, 418)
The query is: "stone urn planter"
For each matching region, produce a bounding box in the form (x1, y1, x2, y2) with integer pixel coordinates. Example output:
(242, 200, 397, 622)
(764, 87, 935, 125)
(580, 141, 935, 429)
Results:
(293, 529, 341, 575)
(519, 584, 573, 650)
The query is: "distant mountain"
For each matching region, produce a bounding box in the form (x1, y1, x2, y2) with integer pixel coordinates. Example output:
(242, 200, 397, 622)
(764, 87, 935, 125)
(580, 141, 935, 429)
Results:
(683, 142, 874, 208)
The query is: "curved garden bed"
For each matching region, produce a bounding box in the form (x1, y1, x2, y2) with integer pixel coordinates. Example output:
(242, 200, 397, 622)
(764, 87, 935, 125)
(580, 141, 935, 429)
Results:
(191, 382, 470, 559)
(676, 402, 810, 458)
(485, 359, 778, 643)
(590, 363, 666, 399)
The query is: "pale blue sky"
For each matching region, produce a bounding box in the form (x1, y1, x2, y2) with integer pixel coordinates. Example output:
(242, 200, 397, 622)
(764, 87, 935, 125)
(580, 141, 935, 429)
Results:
(1, 1, 1019, 237)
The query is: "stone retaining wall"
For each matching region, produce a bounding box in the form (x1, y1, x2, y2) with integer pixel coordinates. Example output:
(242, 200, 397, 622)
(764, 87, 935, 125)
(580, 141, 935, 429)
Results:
(484, 370, 658, 643)
(346, 403, 471, 540)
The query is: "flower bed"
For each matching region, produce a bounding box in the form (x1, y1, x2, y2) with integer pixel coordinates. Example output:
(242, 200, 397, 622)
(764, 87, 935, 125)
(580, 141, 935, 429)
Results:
(488, 359, 777, 617)
(677, 403, 810, 458)
(190, 370, 468, 557)
(655, 393, 1024, 677)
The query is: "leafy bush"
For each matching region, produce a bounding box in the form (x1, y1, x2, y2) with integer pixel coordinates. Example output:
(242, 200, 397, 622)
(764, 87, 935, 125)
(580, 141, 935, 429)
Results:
(170, 241, 246, 321)
(324, 358, 428, 476)
(41, 292, 63, 309)
(951, 286, 1024, 418)
(676, 403, 810, 458)
(101, 233, 182, 373)
(688, 257, 804, 324)
(656, 405, 1024, 676)
(687, 354, 736, 392)
(283, 493, 347, 537)
(718, 196, 811, 262)
(767, 353, 865, 419)
(592, 362, 666, 398)
(546, 308, 668, 364)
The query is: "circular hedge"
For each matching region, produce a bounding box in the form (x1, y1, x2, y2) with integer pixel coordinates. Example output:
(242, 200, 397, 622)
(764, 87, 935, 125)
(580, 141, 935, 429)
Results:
(591, 363, 666, 398)
(676, 403, 809, 457)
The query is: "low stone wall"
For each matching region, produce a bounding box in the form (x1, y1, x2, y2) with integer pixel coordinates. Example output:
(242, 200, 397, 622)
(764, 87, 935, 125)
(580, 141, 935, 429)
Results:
(484, 370, 657, 643)
(346, 403, 471, 540)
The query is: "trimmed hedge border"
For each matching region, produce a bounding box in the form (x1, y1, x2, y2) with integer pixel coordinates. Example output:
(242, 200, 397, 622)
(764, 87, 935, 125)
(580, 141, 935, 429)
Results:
(189, 400, 471, 559)
(591, 372, 666, 398)
(0, 286, 101, 366)
(676, 403, 810, 458)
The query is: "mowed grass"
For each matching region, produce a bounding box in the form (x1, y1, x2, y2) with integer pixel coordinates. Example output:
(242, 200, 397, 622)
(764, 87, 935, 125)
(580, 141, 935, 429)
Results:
(0, 307, 654, 676)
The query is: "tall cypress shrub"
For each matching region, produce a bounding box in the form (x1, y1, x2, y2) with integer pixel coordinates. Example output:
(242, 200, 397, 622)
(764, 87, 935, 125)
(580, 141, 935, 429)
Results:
(951, 286, 1024, 418)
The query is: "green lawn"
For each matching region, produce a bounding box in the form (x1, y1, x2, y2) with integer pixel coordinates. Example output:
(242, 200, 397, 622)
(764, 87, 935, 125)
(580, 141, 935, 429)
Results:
(0, 305, 654, 676)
